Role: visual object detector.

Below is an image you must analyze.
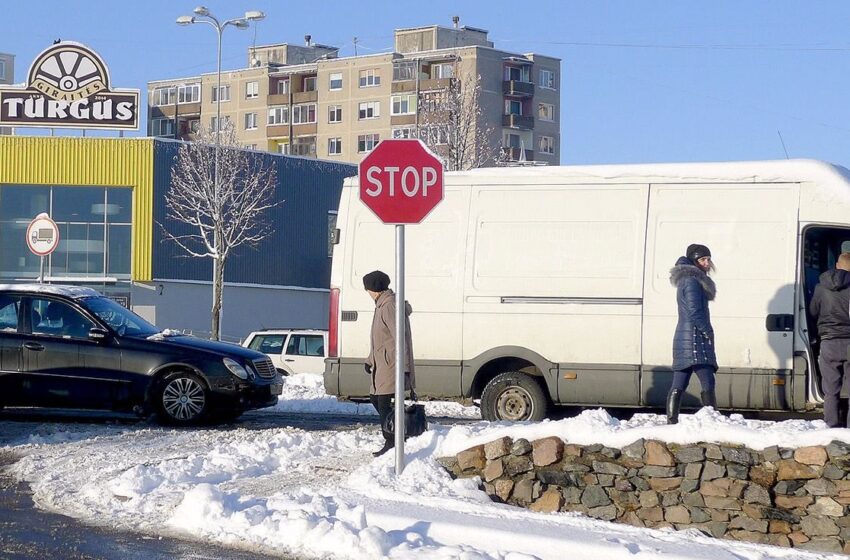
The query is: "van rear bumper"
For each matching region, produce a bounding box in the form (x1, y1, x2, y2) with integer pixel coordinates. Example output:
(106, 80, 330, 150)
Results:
(323, 358, 341, 396)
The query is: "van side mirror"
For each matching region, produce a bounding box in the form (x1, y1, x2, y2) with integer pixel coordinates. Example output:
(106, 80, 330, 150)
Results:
(89, 327, 109, 341)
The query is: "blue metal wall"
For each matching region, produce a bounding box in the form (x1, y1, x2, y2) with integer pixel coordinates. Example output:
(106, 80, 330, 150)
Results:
(151, 139, 355, 289)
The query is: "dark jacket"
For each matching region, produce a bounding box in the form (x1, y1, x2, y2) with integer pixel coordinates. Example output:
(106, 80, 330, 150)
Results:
(809, 269, 850, 340)
(366, 289, 416, 395)
(670, 256, 718, 371)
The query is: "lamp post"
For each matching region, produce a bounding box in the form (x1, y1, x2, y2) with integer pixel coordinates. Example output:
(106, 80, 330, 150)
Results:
(177, 6, 265, 340)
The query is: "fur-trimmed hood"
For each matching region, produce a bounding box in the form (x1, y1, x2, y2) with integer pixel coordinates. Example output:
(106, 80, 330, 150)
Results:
(670, 256, 716, 301)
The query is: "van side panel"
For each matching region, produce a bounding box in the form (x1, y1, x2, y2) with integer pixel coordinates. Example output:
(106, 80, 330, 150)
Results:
(641, 183, 800, 409)
(462, 185, 649, 404)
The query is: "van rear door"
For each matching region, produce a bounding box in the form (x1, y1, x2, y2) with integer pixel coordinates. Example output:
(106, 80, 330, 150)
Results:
(642, 183, 800, 410)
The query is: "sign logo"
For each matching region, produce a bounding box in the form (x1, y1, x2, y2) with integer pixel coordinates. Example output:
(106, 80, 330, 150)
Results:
(26, 213, 60, 257)
(0, 41, 139, 130)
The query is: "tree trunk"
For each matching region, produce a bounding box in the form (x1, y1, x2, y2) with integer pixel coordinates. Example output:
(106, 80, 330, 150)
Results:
(210, 255, 226, 340)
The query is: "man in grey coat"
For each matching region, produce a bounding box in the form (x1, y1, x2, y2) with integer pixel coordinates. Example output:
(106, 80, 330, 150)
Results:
(363, 270, 416, 457)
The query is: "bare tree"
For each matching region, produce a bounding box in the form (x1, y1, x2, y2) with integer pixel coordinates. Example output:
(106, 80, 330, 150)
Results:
(164, 123, 278, 340)
(418, 70, 499, 171)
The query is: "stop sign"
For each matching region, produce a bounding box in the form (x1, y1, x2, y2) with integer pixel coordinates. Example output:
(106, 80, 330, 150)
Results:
(359, 139, 444, 224)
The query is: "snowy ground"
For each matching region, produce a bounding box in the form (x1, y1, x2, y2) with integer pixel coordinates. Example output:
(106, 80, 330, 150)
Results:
(1, 374, 849, 560)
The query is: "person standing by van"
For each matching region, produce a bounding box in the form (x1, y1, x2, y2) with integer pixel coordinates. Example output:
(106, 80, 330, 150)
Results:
(363, 270, 416, 457)
(809, 252, 850, 428)
(667, 244, 717, 424)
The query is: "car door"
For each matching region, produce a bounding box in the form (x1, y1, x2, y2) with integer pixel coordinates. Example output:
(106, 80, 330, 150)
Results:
(0, 293, 23, 404)
(283, 333, 326, 375)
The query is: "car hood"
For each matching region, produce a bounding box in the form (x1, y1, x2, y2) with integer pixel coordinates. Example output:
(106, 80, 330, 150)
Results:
(146, 333, 266, 361)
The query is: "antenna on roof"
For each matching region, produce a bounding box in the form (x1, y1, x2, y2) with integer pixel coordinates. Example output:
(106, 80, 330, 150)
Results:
(353, 36, 358, 56)
(777, 130, 790, 159)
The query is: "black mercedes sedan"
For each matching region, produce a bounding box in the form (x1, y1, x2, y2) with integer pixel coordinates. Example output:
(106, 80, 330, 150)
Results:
(0, 284, 282, 425)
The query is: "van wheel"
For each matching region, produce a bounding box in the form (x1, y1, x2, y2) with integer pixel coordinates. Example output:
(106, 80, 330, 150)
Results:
(480, 372, 548, 422)
(156, 371, 209, 426)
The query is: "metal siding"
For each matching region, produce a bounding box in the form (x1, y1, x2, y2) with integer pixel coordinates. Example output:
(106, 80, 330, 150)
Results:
(0, 136, 154, 281)
(152, 139, 355, 288)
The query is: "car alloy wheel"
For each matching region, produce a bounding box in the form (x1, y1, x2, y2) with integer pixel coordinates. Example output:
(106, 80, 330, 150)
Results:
(161, 374, 207, 422)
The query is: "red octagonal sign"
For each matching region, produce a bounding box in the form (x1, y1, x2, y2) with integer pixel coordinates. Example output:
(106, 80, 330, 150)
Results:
(359, 139, 444, 224)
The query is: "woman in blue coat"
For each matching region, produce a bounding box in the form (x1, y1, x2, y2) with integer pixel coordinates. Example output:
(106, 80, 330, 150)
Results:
(667, 244, 717, 424)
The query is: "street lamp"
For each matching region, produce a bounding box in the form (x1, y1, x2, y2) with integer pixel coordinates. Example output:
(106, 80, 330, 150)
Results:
(176, 6, 265, 339)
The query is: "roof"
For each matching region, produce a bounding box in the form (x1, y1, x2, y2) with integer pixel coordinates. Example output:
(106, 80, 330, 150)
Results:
(0, 284, 102, 299)
(250, 329, 327, 334)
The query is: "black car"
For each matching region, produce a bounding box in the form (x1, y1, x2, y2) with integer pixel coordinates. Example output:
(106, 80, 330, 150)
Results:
(0, 284, 282, 425)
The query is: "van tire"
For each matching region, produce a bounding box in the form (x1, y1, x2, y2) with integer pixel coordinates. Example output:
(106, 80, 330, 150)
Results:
(480, 372, 548, 422)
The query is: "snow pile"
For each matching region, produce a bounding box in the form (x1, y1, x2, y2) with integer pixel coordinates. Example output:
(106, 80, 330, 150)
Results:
(273, 373, 481, 419)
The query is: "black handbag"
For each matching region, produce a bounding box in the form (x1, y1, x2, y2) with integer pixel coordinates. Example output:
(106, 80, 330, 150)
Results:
(382, 394, 427, 438)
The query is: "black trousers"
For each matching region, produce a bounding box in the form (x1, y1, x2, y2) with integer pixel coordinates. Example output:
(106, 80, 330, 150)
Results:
(818, 338, 850, 428)
(370, 394, 394, 442)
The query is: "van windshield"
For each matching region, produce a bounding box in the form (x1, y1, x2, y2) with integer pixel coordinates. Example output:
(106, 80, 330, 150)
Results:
(81, 296, 160, 337)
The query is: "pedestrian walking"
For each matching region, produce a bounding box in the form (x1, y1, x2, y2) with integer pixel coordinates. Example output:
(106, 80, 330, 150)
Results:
(363, 270, 416, 456)
(809, 252, 850, 428)
(667, 244, 718, 424)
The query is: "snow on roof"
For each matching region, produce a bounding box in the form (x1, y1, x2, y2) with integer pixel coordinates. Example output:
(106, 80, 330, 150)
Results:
(0, 284, 102, 299)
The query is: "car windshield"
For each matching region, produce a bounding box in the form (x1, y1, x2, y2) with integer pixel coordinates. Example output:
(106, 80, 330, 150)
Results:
(81, 296, 160, 337)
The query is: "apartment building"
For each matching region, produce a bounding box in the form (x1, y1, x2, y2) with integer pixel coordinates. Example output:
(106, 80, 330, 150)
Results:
(0, 52, 14, 135)
(147, 22, 561, 166)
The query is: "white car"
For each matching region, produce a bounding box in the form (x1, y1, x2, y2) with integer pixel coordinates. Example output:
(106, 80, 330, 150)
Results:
(243, 329, 328, 376)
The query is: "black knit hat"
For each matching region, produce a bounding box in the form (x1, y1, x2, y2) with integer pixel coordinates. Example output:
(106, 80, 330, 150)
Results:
(686, 244, 711, 263)
(363, 270, 391, 292)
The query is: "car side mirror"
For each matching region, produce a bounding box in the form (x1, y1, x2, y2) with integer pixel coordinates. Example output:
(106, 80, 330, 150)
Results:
(89, 327, 109, 341)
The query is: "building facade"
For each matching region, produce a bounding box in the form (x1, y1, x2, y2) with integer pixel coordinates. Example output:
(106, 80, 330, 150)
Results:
(0, 52, 14, 135)
(0, 136, 354, 341)
(147, 23, 561, 166)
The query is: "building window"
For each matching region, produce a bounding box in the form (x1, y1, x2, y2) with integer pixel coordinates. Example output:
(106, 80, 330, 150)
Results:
(431, 63, 454, 79)
(211, 85, 230, 102)
(151, 118, 174, 137)
(393, 61, 416, 81)
(328, 105, 342, 123)
(277, 143, 290, 155)
(188, 119, 200, 134)
(329, 73, 343, 90)
(291, 136, 316, 157)
(392, 126, 416, 139)
(358, 133, 380, 153)
(277, 80, 290, 95)
(210, 115, 230, 132)
(0, 60, 5, 80)
(503, 132, 522, 149)
(538, 102, 555, 122)
(505, 99, 523, 116)
(152, 86, 175, 106)
(420, 126, 448, 145)
(244, 112, 258, 130)
(419, 90, 447, 113)
(246, 81, 259, 99)
(358, 101, 380, 120)
(292, 103, 317, 124)
(303, 76, 317, 92)
(328, 137, 342, 155)
(391, 94, 416, 116)
(539, 69, 556, 89)
(359, 69, 380, 88)
(504, 65, 530, 82)
(539, 135, 555, 154)
(177, 83, 200, 104)
(246, 144, 258, 150)
(268, 106, 289, 125)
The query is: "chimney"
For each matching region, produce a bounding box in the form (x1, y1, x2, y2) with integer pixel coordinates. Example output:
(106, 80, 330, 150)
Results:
(305, 34, 312, 47)
(452, 16, 459, 29)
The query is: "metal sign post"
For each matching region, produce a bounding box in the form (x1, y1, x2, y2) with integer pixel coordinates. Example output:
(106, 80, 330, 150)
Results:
(26, 213, 60, 283)
(394, 224, 405, 474)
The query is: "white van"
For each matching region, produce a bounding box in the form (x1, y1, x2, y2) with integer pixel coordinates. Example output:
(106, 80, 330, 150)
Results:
(324, 160, 850, 421)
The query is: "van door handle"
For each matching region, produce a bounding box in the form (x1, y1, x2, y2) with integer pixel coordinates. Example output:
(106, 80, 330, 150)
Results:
(766, 314, 794, 332)
(284, 358, 295, 362)
(24, 342, 45, 351)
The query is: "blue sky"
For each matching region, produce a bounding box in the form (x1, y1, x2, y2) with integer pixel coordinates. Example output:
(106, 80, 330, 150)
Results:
(5, 1, 850, 167)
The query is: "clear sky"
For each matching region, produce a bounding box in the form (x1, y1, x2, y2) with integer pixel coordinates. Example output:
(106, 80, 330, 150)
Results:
(5, 1, 850, 168)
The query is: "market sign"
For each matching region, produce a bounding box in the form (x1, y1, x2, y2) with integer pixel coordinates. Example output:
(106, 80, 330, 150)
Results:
(0, 41, 139, 130)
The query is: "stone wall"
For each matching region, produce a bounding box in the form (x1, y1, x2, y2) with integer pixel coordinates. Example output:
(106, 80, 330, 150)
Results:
(439, 437, 850, 555)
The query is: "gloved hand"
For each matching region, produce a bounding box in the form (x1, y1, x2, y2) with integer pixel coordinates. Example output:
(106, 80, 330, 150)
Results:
(364, 363, 372, 374)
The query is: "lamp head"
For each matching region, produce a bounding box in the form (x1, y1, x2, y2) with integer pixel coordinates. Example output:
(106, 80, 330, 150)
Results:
(176, 15, 195, 25)
(233, 19, 249, 29)
(245, 10, 265, 21)
(193, 6, 210, 16)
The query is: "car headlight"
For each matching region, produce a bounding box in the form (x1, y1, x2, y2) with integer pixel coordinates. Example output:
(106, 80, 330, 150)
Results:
(223, 358, 249, 380)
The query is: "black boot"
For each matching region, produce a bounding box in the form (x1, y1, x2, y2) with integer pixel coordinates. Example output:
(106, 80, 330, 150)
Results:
(372, 440, 394, 457)
(666, 389, 683, 424)
(701, 390, 717, 409)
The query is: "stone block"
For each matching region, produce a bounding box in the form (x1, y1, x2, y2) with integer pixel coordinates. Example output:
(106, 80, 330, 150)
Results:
(743, 483, 772, 506)
(728, 530, 768, 544)
(436, 456, 459, 473)
(621, 511, 645, 527)
(665, 505, 691, 524)
(721, 446, 753, 465)
(683, 492, 705, 507)
(680, 479, 699, 494)
(583, 474, 598, 486)
(701, 461, 725, 481)
(597, 474, 615, 487)
(762, 445, 781, 462)
(599, 446, 620, 459)
(457, 445, 486, 471)
(629, 477, 650, 491)
(512, 478, 536, 503)
(742, 504, 765, 519)
(581, 486, 611, 508)
(684, 463, 703, 480)
(483, 459, 504, 482)
(776, 459, 820, 481)
(494, 479, 513, 502)
(710, 509, 730, 522)
(800, 514, 840, 536)
(788, 531, 809, 545)
(529, 488, 564, 513)
(639, 490, 660, 508)
(764, 534, 791, 548)
(773, 480, 804, 494)
(674, 445, 705, 463)
(688, 506, 711, 523)
(636, 506, 664, 522)
(761, 507, 799, 524)
(729, 479, 748, 499)
(537, 470, 583, 488)
(704, 443, 723, 460)
(584, 444, 603, 453)
(645, 440, 675, 466)
(587, 504, 617, 521)
(531, 436, 563, 467)
(484, 437, 513, 460)
(614, 478, 634, 492)
(729, 515, 768, 532)
(511, 438, 532, 456)
(704, 496, 742, 510)
(779, 447, 794, 459)
(822, 464, 845, 480)
(504, 455, 534, 477)
(661, 490, 680, 507)
(804, 478, 836, 496)
(561, 486, 583, 504)
(563, 444, 582, 457)
(649, 477, 683, 492)
(608, 489, 638, 508)
(699, 478, 731, 497)
(825, 440, 850, 459)
(749, 465, 777, 488)
(592, 460, 627, 476)
(560, 460, 591, 473)
(774, 495, 813, 509)
(769, 519, 792, 534)
(794, 446, 828, 466)
(621, 438, 645, 461)
(797, 537, 843, 553)
(808, 497, 844, 517)
(639, 465, 677, 478)
(726, 463, 749, 480)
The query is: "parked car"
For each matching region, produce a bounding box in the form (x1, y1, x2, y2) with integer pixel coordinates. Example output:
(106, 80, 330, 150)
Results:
(243, 329, 327, 376)
(0, 284, 282, 425)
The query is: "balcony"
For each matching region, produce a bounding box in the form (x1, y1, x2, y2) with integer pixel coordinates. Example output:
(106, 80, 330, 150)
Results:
(503, 80, 534, 97)
(268, 93, 289, 105)
(502, 114, 534, 130)
(502, 147, 534, 162)
(292, 90, 318, 104)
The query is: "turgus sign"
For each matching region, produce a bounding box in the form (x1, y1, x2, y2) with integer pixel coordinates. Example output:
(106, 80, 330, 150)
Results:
(0, 41, 140, 130)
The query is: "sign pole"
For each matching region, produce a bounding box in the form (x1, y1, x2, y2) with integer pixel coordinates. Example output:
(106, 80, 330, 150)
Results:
(39, 256, 44, 284)
(394, 223, 406, 475)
